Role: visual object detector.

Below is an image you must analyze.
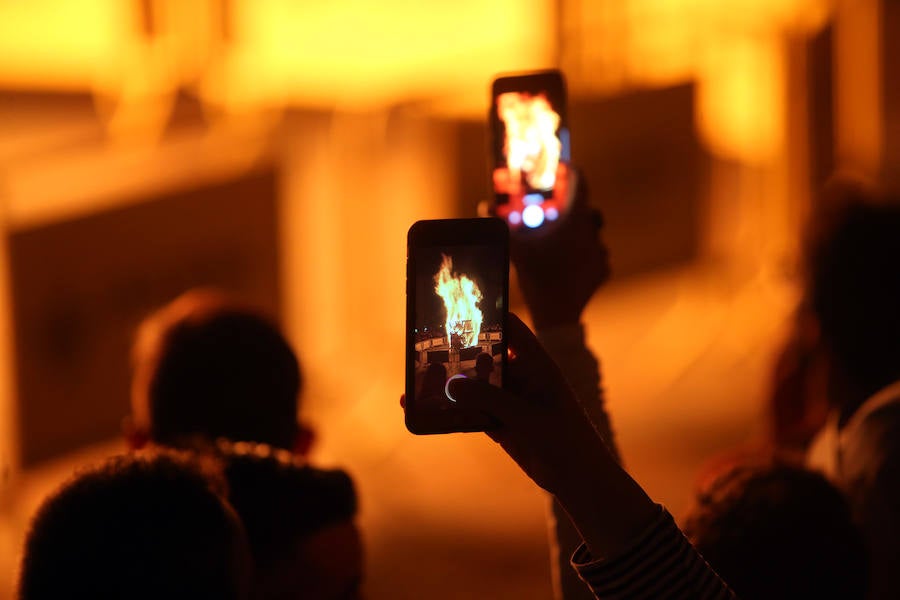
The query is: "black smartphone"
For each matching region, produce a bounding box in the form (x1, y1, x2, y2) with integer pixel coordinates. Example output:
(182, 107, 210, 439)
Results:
(405, 218, 509, 434)
(490, 69, 571, 232)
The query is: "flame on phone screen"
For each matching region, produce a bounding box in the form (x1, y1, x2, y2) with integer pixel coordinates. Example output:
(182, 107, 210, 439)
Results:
(498, 92, 561, 192)
(434, 254, 483, 349)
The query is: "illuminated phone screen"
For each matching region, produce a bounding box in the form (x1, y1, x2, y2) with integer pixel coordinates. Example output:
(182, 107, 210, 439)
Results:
(406, 225, 508, 434)
(491, 71, 570, 231)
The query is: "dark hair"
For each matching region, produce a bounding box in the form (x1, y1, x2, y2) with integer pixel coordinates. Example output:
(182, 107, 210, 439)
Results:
(807, 182, 900, 395)
(684, 462, 867, 599)
(133, 290, 301, 449)
(219, 441, 358, 573)
(19, 451, 250, 600)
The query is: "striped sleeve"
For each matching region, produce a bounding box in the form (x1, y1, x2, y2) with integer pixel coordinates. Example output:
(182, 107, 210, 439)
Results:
(571, 505, 736, 600)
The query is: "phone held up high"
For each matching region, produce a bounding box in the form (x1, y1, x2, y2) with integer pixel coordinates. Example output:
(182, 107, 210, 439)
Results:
(490, 69, 571, 233)
(405, 218, 509, 434)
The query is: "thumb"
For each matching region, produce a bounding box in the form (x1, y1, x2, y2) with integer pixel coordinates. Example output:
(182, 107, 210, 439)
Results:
(447, 377, 513, 423)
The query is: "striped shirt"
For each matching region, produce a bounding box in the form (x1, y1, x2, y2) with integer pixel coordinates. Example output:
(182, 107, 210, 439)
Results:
(572, 505, 736, 600)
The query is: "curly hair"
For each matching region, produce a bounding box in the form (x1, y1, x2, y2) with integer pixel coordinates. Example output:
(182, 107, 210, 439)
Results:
(684, 462, 867, 599)
(18, 450, 250, 600)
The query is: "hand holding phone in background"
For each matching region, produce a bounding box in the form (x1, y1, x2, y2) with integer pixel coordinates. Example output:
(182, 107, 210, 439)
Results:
(511, 169, 611, 330)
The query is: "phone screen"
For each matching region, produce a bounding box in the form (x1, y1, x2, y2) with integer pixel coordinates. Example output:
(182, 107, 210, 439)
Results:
(406, 219, 508, 434)
(490, 70, 570, 231)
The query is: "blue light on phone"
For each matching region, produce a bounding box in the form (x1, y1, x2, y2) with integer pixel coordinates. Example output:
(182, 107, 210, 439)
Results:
(559, 128, 571, 161)
(508, 211, 522, 225)
(523, 193, 544, 206)
(522, 204, 545, 228)
(546, 207, 559, 221)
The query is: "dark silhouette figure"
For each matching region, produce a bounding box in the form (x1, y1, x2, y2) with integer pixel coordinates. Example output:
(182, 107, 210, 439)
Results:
(802, 182, 900, 599)
(805, 184, 900, 422)
(18, 451, 252, 600)
(684, 462, 867, 600)
(127, 289, 359, 599)
(419, 362, 448, 405)
(128, 289, 311, 453)
(220, 442, 362, 600)
(475, 352, 494, 382)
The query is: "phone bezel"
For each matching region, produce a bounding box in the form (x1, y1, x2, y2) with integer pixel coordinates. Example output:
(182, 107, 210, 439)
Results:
(405, 218, 509, 435)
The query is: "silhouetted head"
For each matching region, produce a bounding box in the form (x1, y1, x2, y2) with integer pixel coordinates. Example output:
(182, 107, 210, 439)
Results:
(130, 289, 305, 451)
(18, 451, 252, 600)
(684, 462, 867, 600)
(220, 442, 361, 600)
(806, 181, 900, 400)
(421, 362, 448, 396)
(475, 352, 494, 381)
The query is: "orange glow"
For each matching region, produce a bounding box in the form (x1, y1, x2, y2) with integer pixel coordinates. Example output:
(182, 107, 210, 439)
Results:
(0, 0, 131, 90)
(563, 0, 833, 163)
(434, 255, 483, 349)
(0, 1, 556, 131)
(498, 92, 562, 192)
(696, 35, 785, 164)
(201, 0, 555, 112)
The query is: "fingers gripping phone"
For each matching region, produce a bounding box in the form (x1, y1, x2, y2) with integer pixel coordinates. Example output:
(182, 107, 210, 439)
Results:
(490, 69, 571, 232)
(405, 218, 509, 434)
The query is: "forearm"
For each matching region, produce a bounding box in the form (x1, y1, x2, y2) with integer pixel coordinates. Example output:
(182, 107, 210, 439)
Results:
(538, 322, 622, 600)
(554, 450, 656, 559)
(571, 506, 736, 600)
(548, 442, 734, 599)
(537, 323, 619, 462)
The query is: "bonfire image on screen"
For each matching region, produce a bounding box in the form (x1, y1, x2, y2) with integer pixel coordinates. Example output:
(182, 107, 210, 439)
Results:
(492, 91, 570, 230)
(413, 249, 504, 410)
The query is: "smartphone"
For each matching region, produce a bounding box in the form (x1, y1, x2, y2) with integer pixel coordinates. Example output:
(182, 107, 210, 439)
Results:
(490, 69, 571, 232)
(405, 218, 509, 434)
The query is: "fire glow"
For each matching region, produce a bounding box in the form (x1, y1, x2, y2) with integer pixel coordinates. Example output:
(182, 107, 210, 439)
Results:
(434, 255, 483, 349)
(497, 91, 561, 192)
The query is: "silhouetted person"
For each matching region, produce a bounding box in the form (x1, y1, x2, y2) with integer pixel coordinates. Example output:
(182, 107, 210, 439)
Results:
(18, 451, 252, 600)
(128, 289, 312, 453)
(220, 441, 362, 600)
(127, 289, 360, 598)
(419, 361, 448, 405)
(684, 462, 867, 599)
(475, 352, 494, 382)
(803, 181, 900, 599)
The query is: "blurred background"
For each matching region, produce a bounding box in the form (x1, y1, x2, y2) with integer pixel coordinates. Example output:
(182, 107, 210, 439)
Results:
(0, 0, 899, 597)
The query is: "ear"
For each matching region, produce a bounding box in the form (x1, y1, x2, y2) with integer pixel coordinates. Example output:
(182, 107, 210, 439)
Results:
(122, 416, 150, 450)
(292, 422, 315, 457)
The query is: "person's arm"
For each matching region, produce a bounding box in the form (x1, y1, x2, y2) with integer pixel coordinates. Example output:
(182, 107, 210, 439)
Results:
(448, 314, 736, 600)
(572, 507, 733, 599)
(510, 169, 620, 599)
(538, 324, 619, 600)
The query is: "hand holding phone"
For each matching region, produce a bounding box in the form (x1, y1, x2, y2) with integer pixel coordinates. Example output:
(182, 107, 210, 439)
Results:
(405, 218, 509, 434)
(511, 169, 611, 329)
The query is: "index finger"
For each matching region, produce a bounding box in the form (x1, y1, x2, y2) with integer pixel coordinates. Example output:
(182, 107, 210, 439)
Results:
(447, 376, 517, 424)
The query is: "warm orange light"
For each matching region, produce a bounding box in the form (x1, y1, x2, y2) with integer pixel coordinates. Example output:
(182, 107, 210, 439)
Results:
(434, 255, 483, 349)
(696, 34, 785, 164)
(497, 92, 562, 193)
(564, 0, 832, 163)
(204, 0, 555, 112)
